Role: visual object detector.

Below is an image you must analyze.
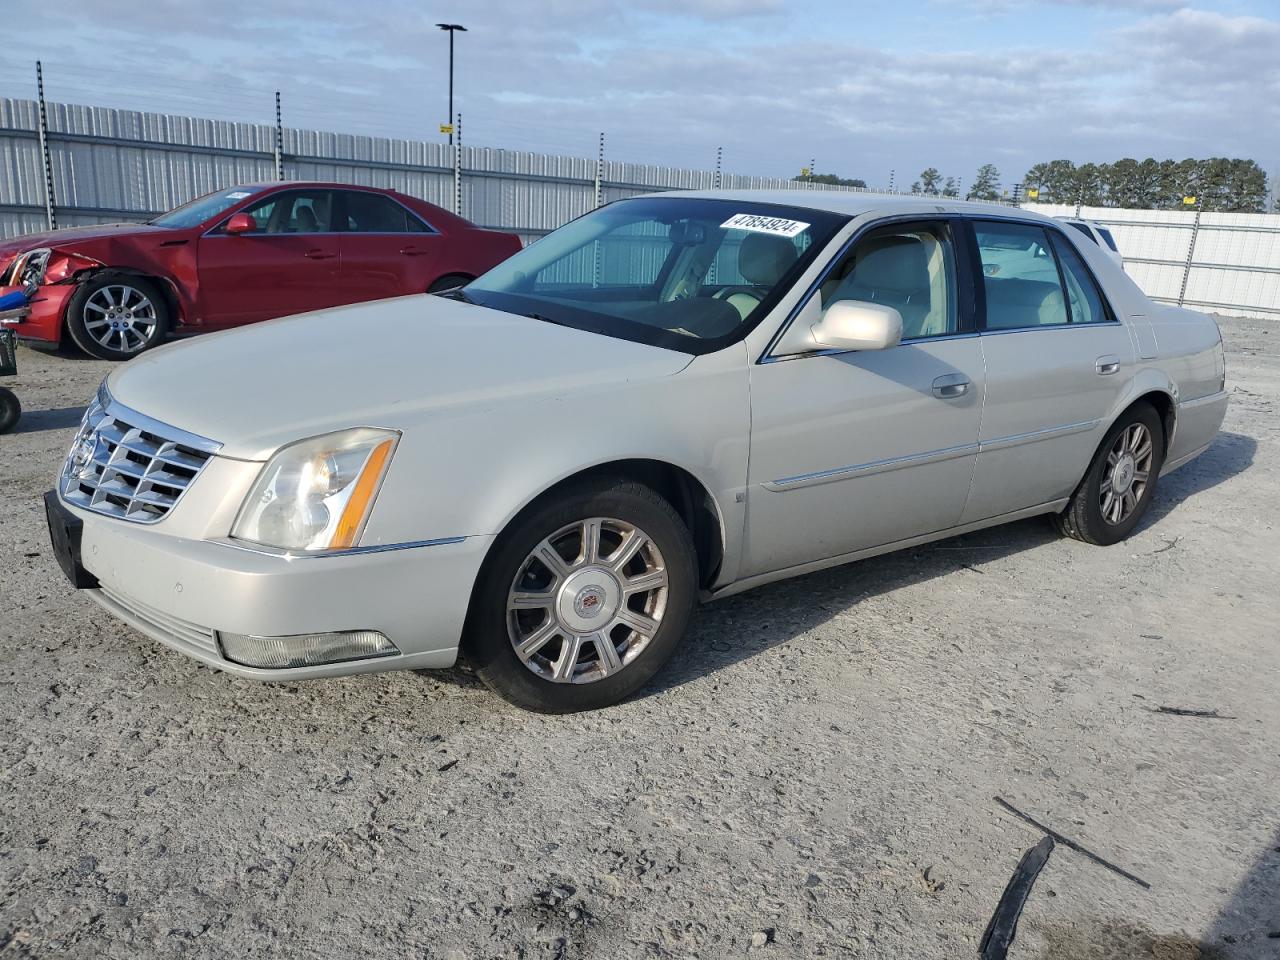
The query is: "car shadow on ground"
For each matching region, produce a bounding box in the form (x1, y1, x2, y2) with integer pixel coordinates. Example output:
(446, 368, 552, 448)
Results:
(11, 405, 85, 434)
(643, 430, 1257, 697)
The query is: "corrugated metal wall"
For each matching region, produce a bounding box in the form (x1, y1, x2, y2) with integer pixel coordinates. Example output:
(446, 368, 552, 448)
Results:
(3, 97, 1277, 317)
(0, 97, 869, 247)
(1025, 203, 1280, 319)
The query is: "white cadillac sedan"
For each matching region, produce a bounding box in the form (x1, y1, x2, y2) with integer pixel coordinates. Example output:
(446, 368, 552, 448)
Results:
(45, 192, 1228, 712)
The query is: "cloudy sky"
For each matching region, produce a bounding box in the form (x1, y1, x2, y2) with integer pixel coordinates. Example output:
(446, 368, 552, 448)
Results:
(5, 0, 1278, 190)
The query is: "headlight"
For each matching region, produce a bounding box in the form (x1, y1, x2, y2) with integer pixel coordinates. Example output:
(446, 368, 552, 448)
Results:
(10, 248, 51, 287)
(231, 428, 399, 553)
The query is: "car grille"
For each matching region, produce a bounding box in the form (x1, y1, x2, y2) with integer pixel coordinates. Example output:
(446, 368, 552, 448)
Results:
(60, 389, 219, 524)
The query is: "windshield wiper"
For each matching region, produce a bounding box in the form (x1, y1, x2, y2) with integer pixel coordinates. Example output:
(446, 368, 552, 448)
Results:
(439, 288, 474, 304)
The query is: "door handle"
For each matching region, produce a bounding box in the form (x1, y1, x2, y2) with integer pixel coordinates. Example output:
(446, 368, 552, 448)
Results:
(304, 248, 337, 260)
(1096, 355, 1121, 376)
(399, 246, 429, 256)
(932, 374, 970, 399)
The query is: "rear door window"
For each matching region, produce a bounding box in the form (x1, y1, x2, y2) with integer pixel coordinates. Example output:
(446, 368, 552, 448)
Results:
(340, 191, 429, 233)
(975, 221, 1114, 329)
(1049, 233, 1112, 324)
(974, 222, 1069, 328)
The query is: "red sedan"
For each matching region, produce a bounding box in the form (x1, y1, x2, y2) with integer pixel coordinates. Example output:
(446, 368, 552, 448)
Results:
(0, 182, 523, 360)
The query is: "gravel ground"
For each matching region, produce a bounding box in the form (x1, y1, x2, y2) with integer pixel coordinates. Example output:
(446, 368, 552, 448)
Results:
(1, 317, 1277, 960)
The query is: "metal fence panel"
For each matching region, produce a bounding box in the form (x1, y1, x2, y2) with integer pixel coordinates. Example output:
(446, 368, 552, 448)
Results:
(1026, 202, 1280, 317)
(3, 96, 1277, 318)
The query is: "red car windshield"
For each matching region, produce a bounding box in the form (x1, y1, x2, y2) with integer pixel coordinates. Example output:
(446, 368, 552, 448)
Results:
(149, 188, 258, 229)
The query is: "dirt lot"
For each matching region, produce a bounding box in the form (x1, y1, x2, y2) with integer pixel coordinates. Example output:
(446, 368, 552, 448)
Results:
(1, 317, 1277, 960)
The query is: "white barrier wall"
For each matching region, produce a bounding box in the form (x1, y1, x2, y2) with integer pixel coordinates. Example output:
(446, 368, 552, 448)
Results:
(1026, 203, 1280, 319)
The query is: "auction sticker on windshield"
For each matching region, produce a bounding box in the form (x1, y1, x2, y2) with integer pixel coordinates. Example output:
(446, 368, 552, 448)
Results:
(720, 213, 810, 238)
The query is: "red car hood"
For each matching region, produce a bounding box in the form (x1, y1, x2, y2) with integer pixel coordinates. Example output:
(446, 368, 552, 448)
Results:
(0, 222, 168, 262)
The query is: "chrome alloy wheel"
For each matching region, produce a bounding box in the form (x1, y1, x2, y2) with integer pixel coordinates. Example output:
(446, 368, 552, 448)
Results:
(1100, 422, 1154, 525)
(82, 284, 158, 353)
(507, 517, 669, 684)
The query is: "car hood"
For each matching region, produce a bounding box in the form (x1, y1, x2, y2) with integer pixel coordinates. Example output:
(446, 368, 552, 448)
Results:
(106, 294, 695, 460)
(0, 222, 168, 261)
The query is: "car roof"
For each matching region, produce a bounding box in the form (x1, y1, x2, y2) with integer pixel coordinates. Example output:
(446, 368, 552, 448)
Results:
(233, 181, 406, 194)
(645, 188, 1055, 224)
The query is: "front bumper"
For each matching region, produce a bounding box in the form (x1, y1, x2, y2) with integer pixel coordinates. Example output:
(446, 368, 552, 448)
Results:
(1, 284, 73, 343)
(62, 495, 493, 681)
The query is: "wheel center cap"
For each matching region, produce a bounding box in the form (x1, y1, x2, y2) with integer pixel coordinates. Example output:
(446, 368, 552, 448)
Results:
(557, 568, 621, 634)
(1113, 454, 1136, 494)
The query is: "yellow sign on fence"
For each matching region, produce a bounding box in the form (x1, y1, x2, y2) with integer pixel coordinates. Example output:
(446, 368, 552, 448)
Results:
(1183, 196, 1197, 205)
(1027, 188, 1040, 200)
(439, 123, 454, 135)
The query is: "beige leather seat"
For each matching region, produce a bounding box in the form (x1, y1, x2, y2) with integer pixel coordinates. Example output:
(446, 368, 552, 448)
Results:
(722, 234, 798, 320)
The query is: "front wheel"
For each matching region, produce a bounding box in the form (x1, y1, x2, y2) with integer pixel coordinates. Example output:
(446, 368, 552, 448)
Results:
(0, 386, 20, 434)
(65, 276, 171, 361)
(463, 480, 698, 713)
(1055, 402, 1165, 545)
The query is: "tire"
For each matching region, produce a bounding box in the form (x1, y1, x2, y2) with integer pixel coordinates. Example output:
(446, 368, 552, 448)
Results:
(463, 479, 698, 713)
(0, 386, 19, 434)
(65, 275, 171, 361)
(1054, 402, 1165, 546)
(427, 273, 474, 295)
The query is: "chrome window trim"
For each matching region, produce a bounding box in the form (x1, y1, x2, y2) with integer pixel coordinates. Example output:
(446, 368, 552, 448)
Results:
(767, 418, 1101, 492)
(213, 535, 468, 559)
(977, 319, 1124, 337)
(758, 212, 969, 364)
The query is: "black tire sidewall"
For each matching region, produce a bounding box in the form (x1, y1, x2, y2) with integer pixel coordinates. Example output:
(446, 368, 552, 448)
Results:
(65, 276, 171, 361)
(464, 480, 697, 713)
(1075, 403, 1166, 545)
(427, 274, 474, 294)
(0, 386, 19, 433)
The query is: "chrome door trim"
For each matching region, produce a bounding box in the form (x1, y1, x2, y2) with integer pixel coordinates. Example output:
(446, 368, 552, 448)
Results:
(764, 441, 980, 491)
(977, 418, 1101, 453)
(765, 418, 1101, 492)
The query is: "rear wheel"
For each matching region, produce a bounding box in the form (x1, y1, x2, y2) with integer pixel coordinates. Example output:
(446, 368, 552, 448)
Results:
(65, 276, 171, 361)
(428, 273, 474, 294)
(463, 479, 697, 713)
(1055, 402, 1165, 545)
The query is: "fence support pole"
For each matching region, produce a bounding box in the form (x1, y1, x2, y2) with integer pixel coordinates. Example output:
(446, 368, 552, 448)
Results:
(593, 133, 604, 209)
(714, 146, 722, 190)
(35, 61, 57, 230)
(453, 113, 463, 217)
(888, 169, 895, 193)
(1178, 202, 1202, 307)
(273, 91, 284, 181)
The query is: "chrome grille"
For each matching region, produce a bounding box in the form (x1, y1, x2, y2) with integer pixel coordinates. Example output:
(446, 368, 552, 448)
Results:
(60, 387, 220, 524)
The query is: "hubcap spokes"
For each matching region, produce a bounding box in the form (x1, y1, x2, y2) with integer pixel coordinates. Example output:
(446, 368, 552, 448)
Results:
(83, 284, 157, 353)
(1099, 423, 1153, 525)
(507, 517, 669, 684)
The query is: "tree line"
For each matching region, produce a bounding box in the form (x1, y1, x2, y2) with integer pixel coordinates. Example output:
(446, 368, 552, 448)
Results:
(796, 158, 1276, 212)
(1023, 158, 1271, 212)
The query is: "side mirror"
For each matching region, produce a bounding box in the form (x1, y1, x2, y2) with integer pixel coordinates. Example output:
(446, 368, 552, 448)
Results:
(810, 300, 903, 352)
(225, 213, 257, 236)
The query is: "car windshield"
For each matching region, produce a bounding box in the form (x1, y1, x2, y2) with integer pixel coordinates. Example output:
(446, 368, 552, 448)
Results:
(463, 197, 848, 354)
(149, 188, 259, 229)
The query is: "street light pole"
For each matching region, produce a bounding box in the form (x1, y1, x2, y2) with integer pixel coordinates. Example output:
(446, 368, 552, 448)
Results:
(436, 23, 466, 146)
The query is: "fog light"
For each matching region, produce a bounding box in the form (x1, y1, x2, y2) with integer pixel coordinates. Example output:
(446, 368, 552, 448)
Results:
(217, 630, 398, 669)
